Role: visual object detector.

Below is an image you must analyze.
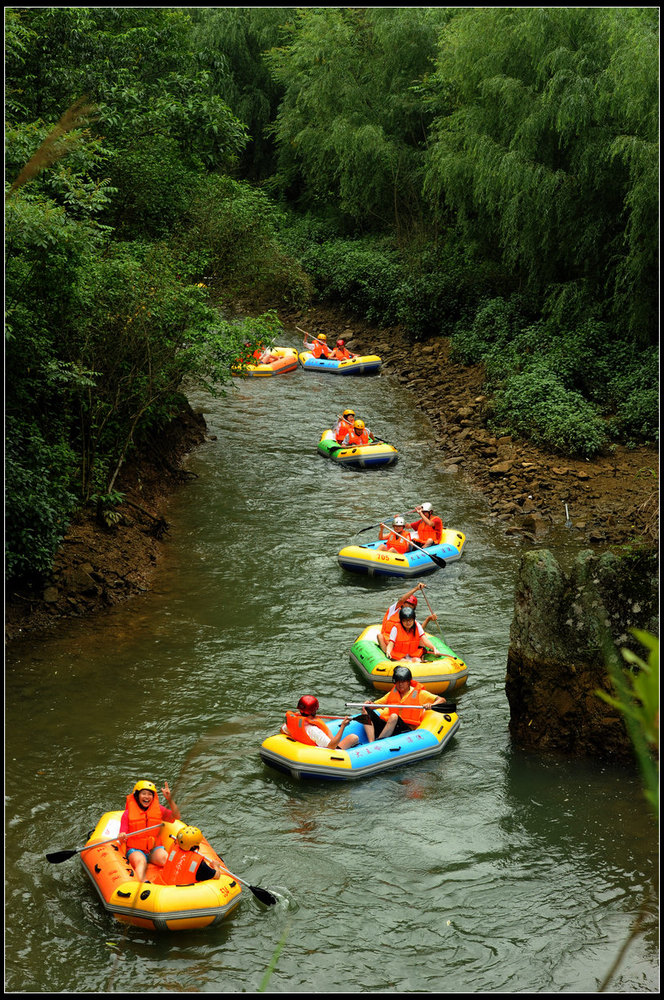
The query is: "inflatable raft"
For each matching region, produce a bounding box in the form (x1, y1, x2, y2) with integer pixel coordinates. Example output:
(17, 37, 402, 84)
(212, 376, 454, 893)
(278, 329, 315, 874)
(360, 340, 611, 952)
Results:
(260, 707, 459, 781)
(338, 529, 466, 578)
(317, 429, 398, 468)
(350, 624, 469, 695)
(299, 351, 382, 376)
(80, 811, 242, 931)
(245, 347, 299, 376)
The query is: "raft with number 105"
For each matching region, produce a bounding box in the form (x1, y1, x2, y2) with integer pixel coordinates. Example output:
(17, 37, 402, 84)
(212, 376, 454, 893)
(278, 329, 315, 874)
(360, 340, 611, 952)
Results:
(338, 528, 466, 578)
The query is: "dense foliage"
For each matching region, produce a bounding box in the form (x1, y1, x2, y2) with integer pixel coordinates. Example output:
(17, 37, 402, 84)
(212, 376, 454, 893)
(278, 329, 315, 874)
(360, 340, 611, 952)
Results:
(5, 6, 659, 587)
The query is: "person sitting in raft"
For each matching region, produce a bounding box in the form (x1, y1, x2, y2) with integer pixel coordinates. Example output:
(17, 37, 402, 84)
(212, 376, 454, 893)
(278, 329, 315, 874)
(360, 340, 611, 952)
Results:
(377, 516, 412, 554)
(385, 604, 438, 662)
(328, 338, 356, 361)
(341, 418, 374, 447)
(158, 825, 223, 885)
(282, 695, 368, 750)
(334, 408, 356, 443)
(256, 344, 280, 364)
(302, 331, 331, 358)
(405, 502, 444, 547)
(377, 583, 436, 653)
(117, 780, 181, 882)
(362, 665, 447, 740)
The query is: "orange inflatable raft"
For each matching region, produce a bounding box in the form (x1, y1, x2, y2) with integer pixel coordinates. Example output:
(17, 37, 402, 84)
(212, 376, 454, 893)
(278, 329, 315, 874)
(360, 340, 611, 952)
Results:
(80, 811, 242, 931)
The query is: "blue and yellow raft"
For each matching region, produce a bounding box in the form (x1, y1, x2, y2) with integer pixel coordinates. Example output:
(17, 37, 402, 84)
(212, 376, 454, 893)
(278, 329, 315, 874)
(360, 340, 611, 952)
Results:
(259, 708, 459, 781)
(317, 429, 398, 468)
(350, 624, 469, 695)
(338, 529, 466, 579)
(299, 351, 382, 376)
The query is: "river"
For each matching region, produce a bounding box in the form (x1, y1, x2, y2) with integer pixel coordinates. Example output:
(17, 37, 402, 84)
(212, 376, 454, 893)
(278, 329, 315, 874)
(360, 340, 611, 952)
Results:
(4, 331, 659, 993)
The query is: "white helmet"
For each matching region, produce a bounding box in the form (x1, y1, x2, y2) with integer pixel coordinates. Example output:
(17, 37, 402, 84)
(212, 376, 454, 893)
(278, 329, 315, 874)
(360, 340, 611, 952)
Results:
(421, 502, 433, 512)
(393, 516, 405, 527)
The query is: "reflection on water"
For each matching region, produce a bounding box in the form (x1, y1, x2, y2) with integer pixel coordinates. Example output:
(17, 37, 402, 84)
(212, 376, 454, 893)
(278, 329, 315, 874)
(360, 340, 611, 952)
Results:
(5, 332, 658, 993)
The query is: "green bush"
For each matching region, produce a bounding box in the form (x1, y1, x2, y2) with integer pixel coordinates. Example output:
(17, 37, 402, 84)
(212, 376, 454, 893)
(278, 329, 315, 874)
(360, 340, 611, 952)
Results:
(491, 362, 609, 458)
(5, 418, 78, 585)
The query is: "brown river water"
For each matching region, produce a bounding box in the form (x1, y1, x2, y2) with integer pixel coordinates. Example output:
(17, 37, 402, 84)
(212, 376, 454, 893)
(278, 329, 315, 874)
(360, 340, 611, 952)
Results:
(5, 331, 658, 993)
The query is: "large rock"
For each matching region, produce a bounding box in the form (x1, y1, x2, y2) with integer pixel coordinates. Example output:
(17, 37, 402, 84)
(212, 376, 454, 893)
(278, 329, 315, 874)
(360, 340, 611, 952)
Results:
(505, 547, 658, 760)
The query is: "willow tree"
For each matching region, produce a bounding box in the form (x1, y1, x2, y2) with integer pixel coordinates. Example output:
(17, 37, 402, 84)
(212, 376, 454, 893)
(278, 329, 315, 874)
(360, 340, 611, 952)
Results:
(424, 7, 658, 344)
(267, 6, 451, 236)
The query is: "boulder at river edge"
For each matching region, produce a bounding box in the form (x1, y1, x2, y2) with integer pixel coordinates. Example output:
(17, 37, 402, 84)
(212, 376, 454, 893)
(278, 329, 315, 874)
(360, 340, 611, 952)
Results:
(506, 547, 658, 761)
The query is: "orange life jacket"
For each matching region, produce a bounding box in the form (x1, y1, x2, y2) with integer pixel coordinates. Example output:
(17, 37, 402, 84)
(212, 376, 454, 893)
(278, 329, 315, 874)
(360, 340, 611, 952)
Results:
(159, 845, 210, 886)
(312, 341, 331, 358)
(285, 711, 333, 746)
(330, 347, 353, 361)
(409, 516, 443, 545)
(335, 419, 354, 443)
(381, 602, 402, 635)
(385, 531, 410, 554)
(387, 620, 424, 659)
(252, 348, 263, 361)
(344, 428, 370, 446)
(382, 680, 427, 726)
(123, 794, 163, 853)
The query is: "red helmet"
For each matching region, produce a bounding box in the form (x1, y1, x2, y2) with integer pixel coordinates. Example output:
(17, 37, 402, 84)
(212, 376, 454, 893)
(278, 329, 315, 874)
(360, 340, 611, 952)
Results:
(405, 595, 418, 607)
(336, 339, 345, 347)
(297, 695, 319, 716)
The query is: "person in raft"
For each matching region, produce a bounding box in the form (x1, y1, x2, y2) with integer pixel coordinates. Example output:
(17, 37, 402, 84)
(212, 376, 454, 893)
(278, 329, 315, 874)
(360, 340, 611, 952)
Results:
(384, 604, 438, 662)
(341, 418, 378, 447)
(256, 343, 280, 364)
(405, 502, 444, 547)
(117, 779, 181, 881)
(159, 825, 224, 885)
(282, 695, 369, 750)
(377, 516, 413, 554)
(328, 337, 356, 361)
(302, 331, 331, 358)
(377, 583, 437, 653)
(362, 665, 447, 740)
(334, 408, 356, 442)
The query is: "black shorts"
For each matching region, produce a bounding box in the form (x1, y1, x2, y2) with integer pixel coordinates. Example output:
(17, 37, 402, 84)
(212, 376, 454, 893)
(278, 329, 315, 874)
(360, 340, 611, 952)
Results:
(362, 707, 412, 737)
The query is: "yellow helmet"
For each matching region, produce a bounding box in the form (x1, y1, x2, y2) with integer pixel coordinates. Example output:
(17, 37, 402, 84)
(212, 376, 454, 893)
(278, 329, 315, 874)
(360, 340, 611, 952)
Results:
(177, 826, 202, 851)
(133, 780, 157, 796)
(342, 408, 355, 418)
(318, 333, 327, 341)
(354, 419, 365, 431)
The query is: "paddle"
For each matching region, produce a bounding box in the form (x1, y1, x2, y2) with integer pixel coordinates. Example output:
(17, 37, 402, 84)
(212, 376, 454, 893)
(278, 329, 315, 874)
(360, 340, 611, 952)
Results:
(420, 589, 446, 643)
(345, 701, 457, 714)
(217, 866, 278, 906)
(353, 510, 417, 538)
(379, 523, 447, 569)
(46, 823, 164, 864)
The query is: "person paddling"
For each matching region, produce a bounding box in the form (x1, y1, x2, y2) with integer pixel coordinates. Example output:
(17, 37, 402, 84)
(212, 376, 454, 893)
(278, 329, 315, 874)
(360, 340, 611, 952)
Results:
(362, 665, 446, 741)
(377, 583, 436, 653)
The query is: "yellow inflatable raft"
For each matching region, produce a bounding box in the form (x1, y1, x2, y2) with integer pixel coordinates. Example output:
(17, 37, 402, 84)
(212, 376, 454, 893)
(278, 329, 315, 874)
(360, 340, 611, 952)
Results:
(245, 347, 299, 376)
(80, 811, 242, 931)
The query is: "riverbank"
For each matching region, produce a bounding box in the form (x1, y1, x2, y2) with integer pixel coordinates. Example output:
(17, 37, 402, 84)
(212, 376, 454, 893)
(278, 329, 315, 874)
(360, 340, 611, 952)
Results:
(5, 404, 208, 644)
(283, 303, 659, 552)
